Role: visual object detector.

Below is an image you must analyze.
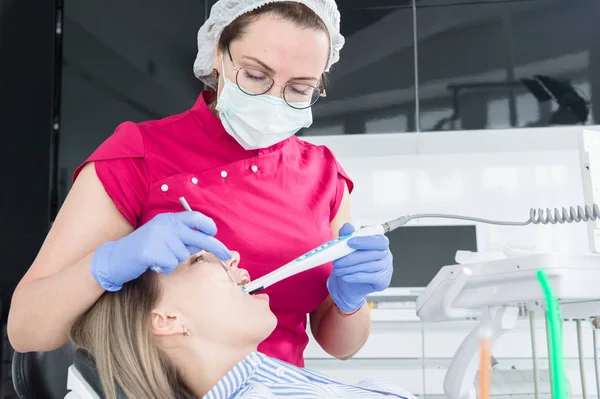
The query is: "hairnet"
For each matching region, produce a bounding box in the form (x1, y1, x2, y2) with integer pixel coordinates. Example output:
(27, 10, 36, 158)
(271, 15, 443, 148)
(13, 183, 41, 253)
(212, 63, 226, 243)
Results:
(193, 0, 345, 89)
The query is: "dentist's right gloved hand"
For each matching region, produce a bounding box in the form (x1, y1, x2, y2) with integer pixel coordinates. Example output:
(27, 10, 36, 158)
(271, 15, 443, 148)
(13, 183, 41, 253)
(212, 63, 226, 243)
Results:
(327, 223, 393, 314)
(91, 212, 231, 291)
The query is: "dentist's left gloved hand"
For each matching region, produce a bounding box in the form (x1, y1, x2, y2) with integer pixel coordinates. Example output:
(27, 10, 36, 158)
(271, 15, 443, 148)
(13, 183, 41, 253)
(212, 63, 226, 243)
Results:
(327, 223, 394, 314)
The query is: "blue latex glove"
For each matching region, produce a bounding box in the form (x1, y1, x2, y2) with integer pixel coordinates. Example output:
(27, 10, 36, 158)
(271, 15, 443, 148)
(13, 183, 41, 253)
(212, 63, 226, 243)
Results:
(327, 223, 393, 313)
(91, 211, 231, 291)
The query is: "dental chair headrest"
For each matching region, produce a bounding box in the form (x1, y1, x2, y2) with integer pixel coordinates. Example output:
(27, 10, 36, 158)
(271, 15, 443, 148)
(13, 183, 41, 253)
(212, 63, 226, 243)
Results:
(73, 349, 127, 399)
(12, 344, 74, 399)
(11, 344, 127, 399)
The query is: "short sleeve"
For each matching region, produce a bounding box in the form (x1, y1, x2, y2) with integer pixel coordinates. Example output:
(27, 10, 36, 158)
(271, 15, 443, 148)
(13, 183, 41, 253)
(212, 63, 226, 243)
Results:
(73, 122, 149, 228)
(321, 146, 354, 221)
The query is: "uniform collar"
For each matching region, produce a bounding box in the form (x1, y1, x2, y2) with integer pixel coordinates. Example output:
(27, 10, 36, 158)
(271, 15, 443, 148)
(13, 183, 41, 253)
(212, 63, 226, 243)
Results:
(190, 90, 293, 156)
(203, 352, 265, 399)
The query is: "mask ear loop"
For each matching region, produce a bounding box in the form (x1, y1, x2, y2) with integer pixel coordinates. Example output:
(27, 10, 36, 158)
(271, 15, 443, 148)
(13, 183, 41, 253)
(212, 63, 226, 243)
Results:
(220, 55, 227, 84)
(212, 55, 226, 97)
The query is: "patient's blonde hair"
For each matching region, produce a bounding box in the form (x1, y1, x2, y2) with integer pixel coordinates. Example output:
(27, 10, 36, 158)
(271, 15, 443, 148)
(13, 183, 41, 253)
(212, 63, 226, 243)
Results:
(70, 272, 196, 399)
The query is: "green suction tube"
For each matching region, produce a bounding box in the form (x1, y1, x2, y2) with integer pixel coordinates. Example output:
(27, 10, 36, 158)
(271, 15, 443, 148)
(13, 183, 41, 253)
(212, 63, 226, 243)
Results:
(536, 269, 568, 399)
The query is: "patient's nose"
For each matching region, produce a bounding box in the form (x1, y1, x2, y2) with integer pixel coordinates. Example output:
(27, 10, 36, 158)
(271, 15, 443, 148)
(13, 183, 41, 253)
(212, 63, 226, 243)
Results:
(224, 251, 241, 269)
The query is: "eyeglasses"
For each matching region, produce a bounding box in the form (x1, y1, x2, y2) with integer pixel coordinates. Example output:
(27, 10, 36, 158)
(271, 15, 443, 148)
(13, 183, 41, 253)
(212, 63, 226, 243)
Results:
(226, 46, 326, 110)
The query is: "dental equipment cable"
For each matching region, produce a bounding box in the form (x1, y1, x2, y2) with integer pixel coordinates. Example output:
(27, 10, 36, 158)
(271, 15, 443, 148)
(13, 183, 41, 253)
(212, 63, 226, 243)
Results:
(529, 311, 541, 399)
(241, 203, 600, 295)
(577, 319, 588, 399)
(479, 327, 491, 399)
(593, 321, 600, 399)
(178, 197, 238, 287)
(537, 269, 568, 399)
(385, 204, 600, 229)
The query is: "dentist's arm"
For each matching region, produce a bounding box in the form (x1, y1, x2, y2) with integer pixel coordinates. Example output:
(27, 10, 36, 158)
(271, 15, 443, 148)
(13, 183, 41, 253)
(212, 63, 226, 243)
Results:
(310, 296, 371, 360)
(310, 184, 393, 360)
(8, 163, 230, 352)
(8, 164, 132, 352)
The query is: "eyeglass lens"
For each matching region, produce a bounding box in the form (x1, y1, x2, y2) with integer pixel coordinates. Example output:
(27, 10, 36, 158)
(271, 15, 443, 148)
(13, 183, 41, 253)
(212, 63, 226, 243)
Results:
(235, 67, 321, 109)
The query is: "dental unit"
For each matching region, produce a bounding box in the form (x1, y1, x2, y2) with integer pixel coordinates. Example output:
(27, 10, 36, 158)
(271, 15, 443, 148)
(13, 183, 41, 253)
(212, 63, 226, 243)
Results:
(413, 129, 600, 399)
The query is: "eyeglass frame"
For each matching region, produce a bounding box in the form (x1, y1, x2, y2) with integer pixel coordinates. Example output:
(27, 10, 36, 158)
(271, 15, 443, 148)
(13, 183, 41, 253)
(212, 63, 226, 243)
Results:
(224, 45, 326, 110)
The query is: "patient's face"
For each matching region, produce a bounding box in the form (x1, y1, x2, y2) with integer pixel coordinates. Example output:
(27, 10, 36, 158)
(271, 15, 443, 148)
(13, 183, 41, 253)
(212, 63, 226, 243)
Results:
(154, 251, 277, 347)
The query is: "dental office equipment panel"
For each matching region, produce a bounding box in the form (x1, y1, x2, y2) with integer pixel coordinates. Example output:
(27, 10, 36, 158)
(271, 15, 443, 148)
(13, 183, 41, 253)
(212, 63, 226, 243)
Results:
(304, 127, 600, 398)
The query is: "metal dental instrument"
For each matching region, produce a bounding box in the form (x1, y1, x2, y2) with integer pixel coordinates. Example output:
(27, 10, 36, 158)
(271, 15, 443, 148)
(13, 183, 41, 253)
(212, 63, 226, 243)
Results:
(178, 197, 238, 287)
(240, 203, 600, 295)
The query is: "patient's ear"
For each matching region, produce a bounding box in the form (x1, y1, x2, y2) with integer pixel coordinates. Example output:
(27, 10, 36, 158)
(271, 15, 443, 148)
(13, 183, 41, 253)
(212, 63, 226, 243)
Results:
(151, 309, 182, 337)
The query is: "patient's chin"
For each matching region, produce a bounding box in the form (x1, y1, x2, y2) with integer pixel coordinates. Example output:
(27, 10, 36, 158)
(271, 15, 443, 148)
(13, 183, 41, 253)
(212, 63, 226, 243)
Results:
(261, 312, 278, 338)
(247, 311, 277, 344)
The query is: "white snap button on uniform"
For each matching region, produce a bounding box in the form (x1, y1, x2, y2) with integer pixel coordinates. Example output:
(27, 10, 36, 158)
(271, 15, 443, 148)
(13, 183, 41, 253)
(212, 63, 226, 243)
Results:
(221, 171, 228, 178)
(275, 368, 285, 377)
(191, 177, 198, 184)
(161, 184, 169, 192)
(251, 165, 258, 173)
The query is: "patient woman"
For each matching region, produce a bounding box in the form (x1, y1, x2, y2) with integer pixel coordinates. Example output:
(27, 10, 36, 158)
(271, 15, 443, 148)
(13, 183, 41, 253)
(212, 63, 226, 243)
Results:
(70, 251, 414, 399)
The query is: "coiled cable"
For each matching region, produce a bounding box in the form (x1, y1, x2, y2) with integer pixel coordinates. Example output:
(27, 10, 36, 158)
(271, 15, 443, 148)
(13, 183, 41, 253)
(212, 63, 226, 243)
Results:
(384, 204, 600, 232)
(529, 204, 600, 225)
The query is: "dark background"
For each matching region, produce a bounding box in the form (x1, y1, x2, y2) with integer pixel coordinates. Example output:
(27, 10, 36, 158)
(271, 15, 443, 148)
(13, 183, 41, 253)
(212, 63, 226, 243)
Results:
(1, 0, 59, 395)
(0, 0, 597, 396)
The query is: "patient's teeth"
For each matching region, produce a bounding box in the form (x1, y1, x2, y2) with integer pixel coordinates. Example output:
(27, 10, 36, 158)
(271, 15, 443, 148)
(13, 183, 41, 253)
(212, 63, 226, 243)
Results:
(238, 277, 249, 286)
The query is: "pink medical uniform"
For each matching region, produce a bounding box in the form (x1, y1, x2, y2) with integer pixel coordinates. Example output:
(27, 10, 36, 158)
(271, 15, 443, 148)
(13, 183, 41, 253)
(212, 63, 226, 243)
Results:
(74, 91, 353, 367)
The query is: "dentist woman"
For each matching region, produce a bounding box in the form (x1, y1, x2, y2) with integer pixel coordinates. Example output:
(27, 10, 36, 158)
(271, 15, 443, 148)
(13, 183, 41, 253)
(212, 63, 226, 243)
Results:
(8, 0, 394, 367)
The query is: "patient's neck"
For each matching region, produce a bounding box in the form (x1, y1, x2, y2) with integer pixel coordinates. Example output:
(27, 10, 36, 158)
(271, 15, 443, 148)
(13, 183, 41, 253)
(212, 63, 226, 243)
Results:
(169, 338, 257, 397)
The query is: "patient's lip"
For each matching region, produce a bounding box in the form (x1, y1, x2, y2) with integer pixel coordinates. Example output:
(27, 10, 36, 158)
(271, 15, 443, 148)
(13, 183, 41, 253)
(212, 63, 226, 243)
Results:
(254, 293, 269, 303)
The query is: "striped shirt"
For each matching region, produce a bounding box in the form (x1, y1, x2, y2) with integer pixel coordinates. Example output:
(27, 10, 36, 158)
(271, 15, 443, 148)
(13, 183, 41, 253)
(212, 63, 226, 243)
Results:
(203, 352, 415, 399)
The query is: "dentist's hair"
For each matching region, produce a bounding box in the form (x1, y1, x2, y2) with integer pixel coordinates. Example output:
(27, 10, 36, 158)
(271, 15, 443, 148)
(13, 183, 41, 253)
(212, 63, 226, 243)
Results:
(69, 272, 195, 399)
(218, 1, 329, 55)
